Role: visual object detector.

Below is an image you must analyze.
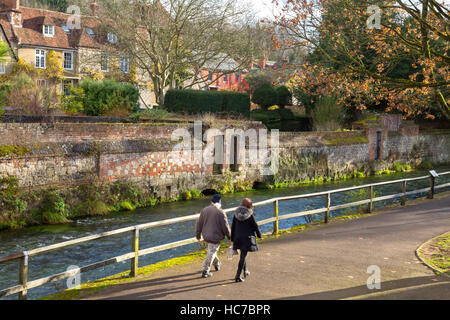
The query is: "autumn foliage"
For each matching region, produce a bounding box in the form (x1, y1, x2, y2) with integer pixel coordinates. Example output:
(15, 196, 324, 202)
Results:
(271, 0, 449, 120)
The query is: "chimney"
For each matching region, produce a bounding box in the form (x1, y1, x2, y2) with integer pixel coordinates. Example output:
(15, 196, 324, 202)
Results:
(2, 0, 22, 27)
(90, 0, 99, 16)
(1, 0, 20, 11)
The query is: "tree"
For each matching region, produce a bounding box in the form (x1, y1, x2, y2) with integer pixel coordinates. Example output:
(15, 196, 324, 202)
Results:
(21, 0, 68, 11)
(96, 0, 257, 106)
(252, 83, 278, 109)
(276, 85, 292, 108)
(272, 0, 450, 120)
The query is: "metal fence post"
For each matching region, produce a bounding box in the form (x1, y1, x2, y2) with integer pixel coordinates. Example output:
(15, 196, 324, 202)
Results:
(130, 226, 139, 277)
(428, 175, 435, 199)
(368, 186, 373, 213)
(325, 193, 330, 223)
(273, 200, 279, 235)
(401, 180, 407, 206)
(18, 251, 28, 300)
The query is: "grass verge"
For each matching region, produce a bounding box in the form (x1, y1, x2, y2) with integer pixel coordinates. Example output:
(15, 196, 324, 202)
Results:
(417, 232, 450, 277)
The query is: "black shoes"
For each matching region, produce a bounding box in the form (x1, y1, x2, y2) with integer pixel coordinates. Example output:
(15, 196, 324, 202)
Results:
(235, 277, 244, 282)
(202, 271, 213, 278)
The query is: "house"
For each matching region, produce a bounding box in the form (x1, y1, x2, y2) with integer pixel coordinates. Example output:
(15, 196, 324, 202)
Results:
(0, 0, 154, 107)
(198, 53, 249, 92)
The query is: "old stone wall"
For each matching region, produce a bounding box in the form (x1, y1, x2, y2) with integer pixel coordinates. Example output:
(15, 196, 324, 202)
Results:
(0, 122, 449, 198)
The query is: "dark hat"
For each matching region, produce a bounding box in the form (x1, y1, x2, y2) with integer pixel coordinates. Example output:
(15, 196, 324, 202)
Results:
(211, 194, 221, 203)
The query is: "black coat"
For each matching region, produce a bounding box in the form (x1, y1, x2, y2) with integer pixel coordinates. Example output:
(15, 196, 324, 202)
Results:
(231, 207, 262, 252)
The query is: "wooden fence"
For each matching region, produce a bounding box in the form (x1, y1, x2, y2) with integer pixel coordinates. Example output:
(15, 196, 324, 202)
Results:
(0, 170, 449, 300)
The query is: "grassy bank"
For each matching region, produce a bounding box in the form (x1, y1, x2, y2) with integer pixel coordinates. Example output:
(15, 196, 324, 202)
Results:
(0, 178, 205, 231)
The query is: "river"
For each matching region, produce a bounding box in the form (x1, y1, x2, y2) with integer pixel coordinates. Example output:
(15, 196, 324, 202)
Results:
(1, 167, 449, 300)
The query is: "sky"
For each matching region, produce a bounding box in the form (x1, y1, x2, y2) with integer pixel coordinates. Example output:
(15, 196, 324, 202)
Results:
(244, 0, 279, 19)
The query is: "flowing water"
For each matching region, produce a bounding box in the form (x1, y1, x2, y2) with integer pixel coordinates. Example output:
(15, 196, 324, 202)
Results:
(1, 167, 449, 300)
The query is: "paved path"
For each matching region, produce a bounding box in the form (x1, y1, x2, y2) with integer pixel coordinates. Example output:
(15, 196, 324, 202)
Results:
(86, 196, 450, 300)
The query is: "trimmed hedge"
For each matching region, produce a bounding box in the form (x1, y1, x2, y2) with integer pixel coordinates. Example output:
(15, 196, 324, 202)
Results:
(164, 89, 250, 117)
(276, 85, 292, 108)
(251, 83, 278, 109)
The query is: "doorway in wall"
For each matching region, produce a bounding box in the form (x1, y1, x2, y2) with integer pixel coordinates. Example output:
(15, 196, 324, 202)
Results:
(375, 131, 382, 160)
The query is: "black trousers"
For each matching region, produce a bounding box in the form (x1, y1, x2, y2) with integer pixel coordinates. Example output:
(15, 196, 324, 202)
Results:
(236, 250, 248, 278)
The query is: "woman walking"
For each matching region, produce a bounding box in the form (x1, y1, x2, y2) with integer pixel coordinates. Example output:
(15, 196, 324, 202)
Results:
(231, 198, 262, 282)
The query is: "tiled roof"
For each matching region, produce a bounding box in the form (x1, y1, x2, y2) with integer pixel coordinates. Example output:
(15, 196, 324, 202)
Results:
(0, 6, 109, 50)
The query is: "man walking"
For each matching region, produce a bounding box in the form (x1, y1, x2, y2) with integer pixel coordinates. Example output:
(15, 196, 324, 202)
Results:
(195, 194, 231, 278)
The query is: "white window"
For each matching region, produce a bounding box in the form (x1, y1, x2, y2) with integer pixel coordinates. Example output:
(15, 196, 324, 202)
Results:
(107, 33, 118, 43)
(35, 49, 46, 69)
(63, 52, 73, 70)
(120, 57, 129, 74)
(43, 25, 54, 37)
(86, 28, 94, 37)
(0, 62, 5, 74)
(62, 24, 70, 34)
(101, 53, 109, 72)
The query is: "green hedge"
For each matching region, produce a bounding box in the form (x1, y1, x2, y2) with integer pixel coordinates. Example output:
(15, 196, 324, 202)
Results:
(164, 89, 250, 117)
(79, 79, 140, 116)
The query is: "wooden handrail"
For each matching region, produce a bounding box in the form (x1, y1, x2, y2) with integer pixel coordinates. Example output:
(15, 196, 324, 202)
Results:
(0, 170, 449, 299)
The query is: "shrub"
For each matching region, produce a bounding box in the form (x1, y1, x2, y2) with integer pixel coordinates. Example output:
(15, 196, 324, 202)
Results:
(131, 108, 172, 121)
(119, 201, 136, 211)
(251, 108, 312, 131)
(392, 162, 412, 173)
(276, 85, 292, 108)
(59, 87, 84, 115)
(190, 189, 203, 199)
(311, 96, 344, 131)
(40, 191, 70, 224)
(251, 83, 278, 110)
(419, 158, 433, 170)
(182, 190, 192, 200)
(4, 72, 53, 115)
(164, 89, 250, 117)
(79, 79, 140, 116)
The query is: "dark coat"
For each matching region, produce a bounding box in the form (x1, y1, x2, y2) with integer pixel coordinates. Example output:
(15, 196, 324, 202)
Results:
(231, 206, 262, 252)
